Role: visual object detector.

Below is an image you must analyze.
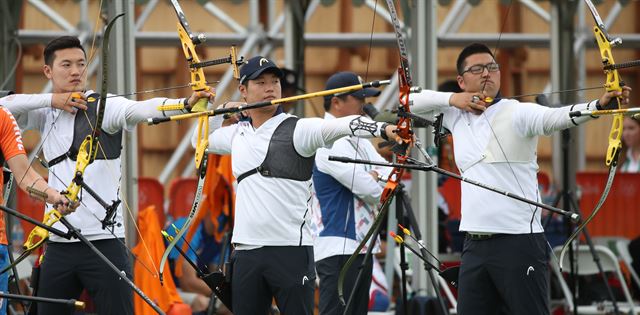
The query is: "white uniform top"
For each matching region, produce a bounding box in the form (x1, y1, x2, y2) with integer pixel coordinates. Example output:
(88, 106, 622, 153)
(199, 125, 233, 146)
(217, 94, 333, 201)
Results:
(621, 149, 640, 173)
(1, 91, 187, 242)
(202, 112, 386, 247)
(311, 112, 392, 262)
(410, 91, 597, 234)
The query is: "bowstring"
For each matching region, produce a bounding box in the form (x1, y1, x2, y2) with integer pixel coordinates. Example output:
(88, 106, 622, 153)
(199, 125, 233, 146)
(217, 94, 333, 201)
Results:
(35, 154, 157, 277)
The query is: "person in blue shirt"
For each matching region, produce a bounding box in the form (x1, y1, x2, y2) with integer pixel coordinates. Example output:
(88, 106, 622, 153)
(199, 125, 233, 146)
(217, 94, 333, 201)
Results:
(165, 216, 231, 315)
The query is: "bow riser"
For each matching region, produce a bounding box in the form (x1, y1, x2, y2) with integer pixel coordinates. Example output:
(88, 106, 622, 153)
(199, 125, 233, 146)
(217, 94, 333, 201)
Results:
(593, 26, 624, 166)
(177, 22, 211, 114)
(588, 6, 623, 167)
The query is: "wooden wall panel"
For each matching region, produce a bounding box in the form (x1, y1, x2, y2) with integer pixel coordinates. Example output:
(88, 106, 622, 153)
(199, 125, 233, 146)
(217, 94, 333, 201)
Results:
(12, 0, 640, 184)
(576, 173, 640, 239)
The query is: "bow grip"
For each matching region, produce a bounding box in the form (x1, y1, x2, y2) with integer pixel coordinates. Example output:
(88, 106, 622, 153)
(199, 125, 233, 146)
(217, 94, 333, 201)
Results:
(190, 93, 210, 113)
(605, 114, 623, 166)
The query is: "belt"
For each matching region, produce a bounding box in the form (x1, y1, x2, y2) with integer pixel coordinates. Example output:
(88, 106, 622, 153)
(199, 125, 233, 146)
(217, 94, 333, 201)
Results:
(466, 233, 504, 241)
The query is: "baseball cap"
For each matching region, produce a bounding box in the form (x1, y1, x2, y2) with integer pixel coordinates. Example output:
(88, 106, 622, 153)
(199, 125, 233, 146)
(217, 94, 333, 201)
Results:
(239, 56, 284, 85)
(324, 71, 381, 100)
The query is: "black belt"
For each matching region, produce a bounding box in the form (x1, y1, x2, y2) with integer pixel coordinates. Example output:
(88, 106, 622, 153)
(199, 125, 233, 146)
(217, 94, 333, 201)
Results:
(465, 233, 505, 241)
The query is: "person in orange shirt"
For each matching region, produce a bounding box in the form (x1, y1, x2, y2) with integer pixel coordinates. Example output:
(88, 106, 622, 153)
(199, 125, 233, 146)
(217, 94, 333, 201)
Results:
(0, 101, 75, 315)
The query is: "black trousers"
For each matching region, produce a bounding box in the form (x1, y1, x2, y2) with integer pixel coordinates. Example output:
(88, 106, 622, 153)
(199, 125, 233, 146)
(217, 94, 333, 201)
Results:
(231, 246, 315, 315)
(457, 233, 550, 315)
(316, 254, 372, 315)
(37, 239, 133, 315)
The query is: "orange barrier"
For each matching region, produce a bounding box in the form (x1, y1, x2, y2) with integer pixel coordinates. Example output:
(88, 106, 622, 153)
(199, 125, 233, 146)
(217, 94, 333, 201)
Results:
(439, 177, 461, 220)
(439, 171, 552, 221)
(439, 171, 640, 239)
(576, 172, 640, 239)
(133, 205, 186, 315)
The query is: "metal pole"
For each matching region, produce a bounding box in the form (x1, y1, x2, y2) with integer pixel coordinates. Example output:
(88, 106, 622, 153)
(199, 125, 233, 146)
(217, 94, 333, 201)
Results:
(202, 2, 247, 34)
(437, 0, 471, 36)
(110, 1, 139, 246)
(135, 0, 159, 31)
(551, 3, 579, 314)
(27, 0, 75, 32)
(284, 0, 307, 117)
(412, 0, 439, 296)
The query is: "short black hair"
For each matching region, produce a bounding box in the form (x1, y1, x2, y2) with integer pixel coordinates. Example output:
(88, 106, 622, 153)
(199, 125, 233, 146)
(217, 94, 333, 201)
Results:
(456, 43, 495, 75)
(438, 79, 462, 93)
(44, 36, 86, 66)
(323, 94, 348, 112)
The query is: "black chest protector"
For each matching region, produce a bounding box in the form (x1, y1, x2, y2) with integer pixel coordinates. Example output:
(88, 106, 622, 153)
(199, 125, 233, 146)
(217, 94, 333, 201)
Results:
(47, 92, 123, 167)
(236, 117, 315, 184)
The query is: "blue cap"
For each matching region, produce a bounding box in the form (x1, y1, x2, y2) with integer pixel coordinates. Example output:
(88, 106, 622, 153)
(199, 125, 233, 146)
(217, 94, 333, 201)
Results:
(324, 71, 381, 100)
(239, 56, 284, 84)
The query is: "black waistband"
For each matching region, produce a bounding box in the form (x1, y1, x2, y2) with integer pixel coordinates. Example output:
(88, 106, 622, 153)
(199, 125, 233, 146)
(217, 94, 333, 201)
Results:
(465, 233, 507, 241)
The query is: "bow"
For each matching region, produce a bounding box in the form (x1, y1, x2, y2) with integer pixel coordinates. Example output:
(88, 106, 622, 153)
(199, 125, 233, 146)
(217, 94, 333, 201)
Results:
(158, 0, 242, 285)
(558, 0, 625, 268)
(62, 13, 124, 227)
(336, 0, 414, 307)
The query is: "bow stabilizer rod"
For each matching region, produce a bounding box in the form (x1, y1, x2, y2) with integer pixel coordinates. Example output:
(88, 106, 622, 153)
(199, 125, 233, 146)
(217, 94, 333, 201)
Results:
(57, 217, 166, 315)
(147, 79, 393, 125)
(329, 156, 580, 221)
(0, 292, 85, 310)
(569, 106, 640, 118)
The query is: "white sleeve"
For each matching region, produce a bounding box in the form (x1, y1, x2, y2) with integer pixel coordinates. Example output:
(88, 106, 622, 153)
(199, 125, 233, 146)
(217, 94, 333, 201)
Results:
(409, 90, 453, 115)
(315, 140, 384, 205)
(206, 124, 239, 154)
(0, 94, 51, 131)
(293, 115, 388, 157)
(514, 100, 598, 137)
(102, 96, 192, 133)
(191, 115, 224, 148)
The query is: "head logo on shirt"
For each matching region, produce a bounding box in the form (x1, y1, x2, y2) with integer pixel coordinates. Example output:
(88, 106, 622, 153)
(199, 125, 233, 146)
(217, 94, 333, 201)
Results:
(2, 107, 24, 151)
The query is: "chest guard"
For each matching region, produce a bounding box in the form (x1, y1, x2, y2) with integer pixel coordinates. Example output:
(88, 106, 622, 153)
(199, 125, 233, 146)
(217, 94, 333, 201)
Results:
(47, 92, 123, 167)
(237, 117, 315, 183)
